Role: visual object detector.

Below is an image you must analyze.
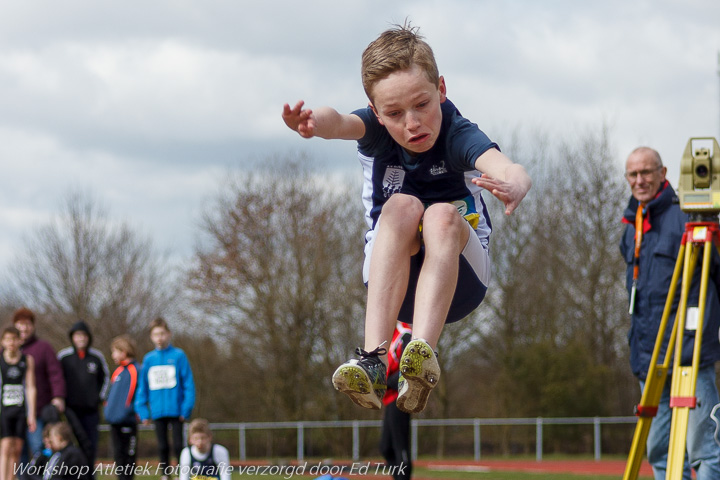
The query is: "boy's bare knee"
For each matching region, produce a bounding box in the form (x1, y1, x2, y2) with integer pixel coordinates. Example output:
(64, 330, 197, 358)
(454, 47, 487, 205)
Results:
(423, 204, 468, 247)
(381, 194, 425, 227)
(383, 194, 424, 215)
(423, 204, 463, 230)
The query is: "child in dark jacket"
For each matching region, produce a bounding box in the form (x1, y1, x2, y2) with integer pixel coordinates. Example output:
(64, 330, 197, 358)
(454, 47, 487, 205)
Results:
(18, 424, 53, 480)
(105, 336, 140, 480)
(57, 321, 109, 467)
(44, 422, 91, 480)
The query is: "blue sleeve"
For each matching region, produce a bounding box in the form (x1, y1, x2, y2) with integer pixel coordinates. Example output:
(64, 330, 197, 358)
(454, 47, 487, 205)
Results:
(178, 352, 196, 419)
(133, 357, 150, 421)
(446, 114, 498, 172)
(352, 106, 395, 157)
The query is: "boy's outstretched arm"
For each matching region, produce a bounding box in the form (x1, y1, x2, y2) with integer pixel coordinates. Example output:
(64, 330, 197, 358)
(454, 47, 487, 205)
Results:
(472, 148, 532, 215)
(282, 100, 365, 140)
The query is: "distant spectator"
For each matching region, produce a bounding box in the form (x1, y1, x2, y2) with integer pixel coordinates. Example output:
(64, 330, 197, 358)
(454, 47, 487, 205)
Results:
(44, 422, 91, 480)
(135, 318, 195, 480)
(0, 326, 37, 480)
(18, 424, 54, 480)
(620, 147, 720, 478)
(57, 321, 109, 468)
(13, 308, 65, 460)
(105, 335, 140, 480)
(179, 419, 230, 480)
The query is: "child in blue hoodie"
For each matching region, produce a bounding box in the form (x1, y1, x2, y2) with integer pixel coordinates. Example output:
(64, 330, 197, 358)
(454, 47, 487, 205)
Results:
(134, 318, 195, 480)
(105, 335, 140, 480)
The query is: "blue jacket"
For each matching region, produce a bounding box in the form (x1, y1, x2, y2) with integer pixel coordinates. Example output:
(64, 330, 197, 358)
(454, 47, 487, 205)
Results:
(104, 360, 139, 425)
(620, 182, 720, 380)
(134, 345, 195, 421)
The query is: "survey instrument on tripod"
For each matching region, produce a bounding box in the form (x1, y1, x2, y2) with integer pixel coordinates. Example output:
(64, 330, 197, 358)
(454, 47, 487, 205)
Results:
(623, 137, 720, 480)
(678, 137, 720, 213)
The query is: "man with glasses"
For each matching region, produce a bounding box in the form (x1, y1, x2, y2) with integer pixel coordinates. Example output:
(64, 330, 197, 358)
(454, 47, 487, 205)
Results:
(620, 146, 720, 479)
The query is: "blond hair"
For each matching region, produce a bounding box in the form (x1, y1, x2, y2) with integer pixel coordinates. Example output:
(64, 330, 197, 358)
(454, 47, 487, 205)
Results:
(361, 22, 439, 101)
(188, 418, 212, 437)
(51, 422, 73, 443)
(111, 334, 137, 358)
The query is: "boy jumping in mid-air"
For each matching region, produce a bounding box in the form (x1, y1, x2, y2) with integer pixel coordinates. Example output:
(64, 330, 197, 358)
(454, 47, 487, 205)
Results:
(283, 23, 531, 414)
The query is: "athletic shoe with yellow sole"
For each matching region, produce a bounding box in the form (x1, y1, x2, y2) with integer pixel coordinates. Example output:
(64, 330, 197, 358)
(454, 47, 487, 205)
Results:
(332, 345, 387, 410)
(396, 339, 440, 414)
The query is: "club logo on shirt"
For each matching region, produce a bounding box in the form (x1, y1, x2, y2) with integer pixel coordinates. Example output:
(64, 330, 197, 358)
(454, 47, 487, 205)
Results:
(6, 366, 21, 380)
(382, 167, 405, 198)
(430, 161, 447, 176)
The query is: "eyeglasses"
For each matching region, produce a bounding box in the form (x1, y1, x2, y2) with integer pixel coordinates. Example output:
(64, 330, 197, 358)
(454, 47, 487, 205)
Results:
(625, 166, 662, 180)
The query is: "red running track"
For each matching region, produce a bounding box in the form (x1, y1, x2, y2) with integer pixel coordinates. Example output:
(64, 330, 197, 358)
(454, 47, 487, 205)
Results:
(415, 458, 654, 477)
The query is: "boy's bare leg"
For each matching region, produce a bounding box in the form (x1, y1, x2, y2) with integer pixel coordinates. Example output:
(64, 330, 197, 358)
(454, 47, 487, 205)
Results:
(364, 194, 424, 363)
(332, 194, 423, 410)
(394, 204, 468, 414)
(0, 438, 10, 480)
(410, 203, 470, 347)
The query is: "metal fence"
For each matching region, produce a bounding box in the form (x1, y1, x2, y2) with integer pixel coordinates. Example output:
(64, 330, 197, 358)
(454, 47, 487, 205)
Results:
(109, 416, 636, 462)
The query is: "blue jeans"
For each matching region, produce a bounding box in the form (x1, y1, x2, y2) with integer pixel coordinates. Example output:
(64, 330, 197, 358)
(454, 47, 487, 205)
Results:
(641, 365, 720, 480)
(21, 417, 45, 463)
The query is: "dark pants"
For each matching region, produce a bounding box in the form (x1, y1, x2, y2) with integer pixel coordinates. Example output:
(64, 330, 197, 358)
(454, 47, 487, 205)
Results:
(111, 424, 137, 480)
(68, 408, 99, 466)
(380, 402, 412, 480)
(154, 417, 184, 475)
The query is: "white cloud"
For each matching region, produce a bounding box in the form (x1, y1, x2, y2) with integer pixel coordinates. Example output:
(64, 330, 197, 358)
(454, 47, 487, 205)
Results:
(0, 0, 720, 275)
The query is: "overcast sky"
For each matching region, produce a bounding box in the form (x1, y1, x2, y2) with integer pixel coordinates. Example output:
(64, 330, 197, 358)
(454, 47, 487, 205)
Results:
(1, 0, 719, 273)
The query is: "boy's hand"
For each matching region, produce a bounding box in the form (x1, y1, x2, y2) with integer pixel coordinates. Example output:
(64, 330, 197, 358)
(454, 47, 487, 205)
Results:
(51, 397, 65, 413)
(473, 150, 531, 215)
(282, 100, 317, 138)
(472, 173, 529, 215)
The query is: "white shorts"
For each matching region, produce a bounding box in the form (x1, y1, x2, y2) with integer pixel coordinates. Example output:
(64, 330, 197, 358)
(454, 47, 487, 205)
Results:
(363, 218, 491, 323)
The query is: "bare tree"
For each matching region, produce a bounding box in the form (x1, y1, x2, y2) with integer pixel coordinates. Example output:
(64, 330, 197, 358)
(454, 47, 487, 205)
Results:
(2, 190, 177, 350)
(451, 127, 634, 423)
(396, 127, 634, 454)
(185, 156, 368, 421)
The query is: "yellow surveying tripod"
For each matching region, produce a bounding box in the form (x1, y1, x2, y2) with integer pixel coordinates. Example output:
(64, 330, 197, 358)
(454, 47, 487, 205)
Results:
(623, 217, 720, 479)
(624, 137, 720, 480)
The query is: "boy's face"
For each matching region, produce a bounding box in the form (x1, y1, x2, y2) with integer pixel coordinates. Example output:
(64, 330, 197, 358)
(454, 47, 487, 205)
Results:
(111, 347, 128, 365)
(150, 326, 171, 349)
(189, 432, 212, 454)
(72, 331, 90, 351)
(1, 333, 20, 353)
(370, 64, 446, 154)
(49, 430, 67, 451)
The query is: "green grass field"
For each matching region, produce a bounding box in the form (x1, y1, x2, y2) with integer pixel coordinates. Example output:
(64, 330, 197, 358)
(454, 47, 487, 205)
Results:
(93, 473, 645, 480)
(89, 464, 652, 480)
(414, 465, 652, 479)
(85, 453, 654, 480)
